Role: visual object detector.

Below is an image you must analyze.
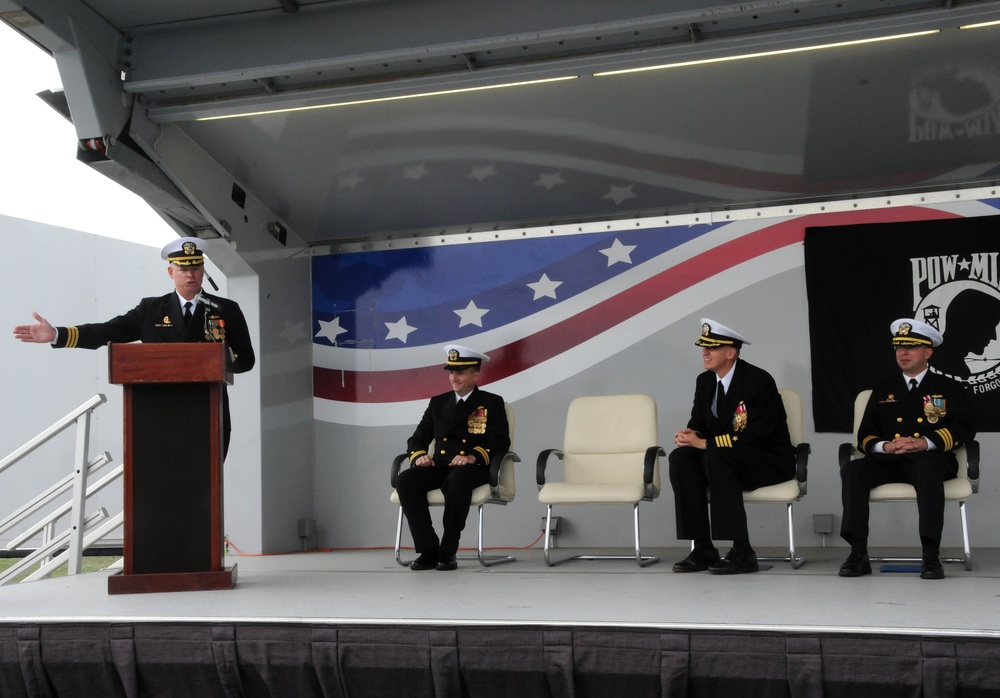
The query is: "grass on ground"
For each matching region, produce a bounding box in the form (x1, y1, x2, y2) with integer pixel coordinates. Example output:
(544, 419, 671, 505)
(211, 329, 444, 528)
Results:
(0, 556, 120, 584)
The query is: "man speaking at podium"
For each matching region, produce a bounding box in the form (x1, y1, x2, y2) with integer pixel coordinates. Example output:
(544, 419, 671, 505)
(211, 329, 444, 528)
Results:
(12, 238, 255, 457)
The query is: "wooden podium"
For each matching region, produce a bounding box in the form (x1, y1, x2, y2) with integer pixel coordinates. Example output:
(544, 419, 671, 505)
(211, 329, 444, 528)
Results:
(107, 342, 236, 594)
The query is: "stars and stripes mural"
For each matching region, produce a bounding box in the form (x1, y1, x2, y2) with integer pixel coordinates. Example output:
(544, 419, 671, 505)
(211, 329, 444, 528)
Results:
(314, 198, 1000, 426)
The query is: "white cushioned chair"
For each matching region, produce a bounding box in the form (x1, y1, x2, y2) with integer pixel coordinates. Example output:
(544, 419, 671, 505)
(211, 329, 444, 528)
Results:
(536, 394, 664, 567)
(839, 389, 980, 570)
(740, 388, 810, 569)
(390, 402, 519, 567)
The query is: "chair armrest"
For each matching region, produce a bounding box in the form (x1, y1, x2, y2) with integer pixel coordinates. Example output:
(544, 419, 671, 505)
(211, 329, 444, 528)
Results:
(838, 442, 856, 470)
(966, 439, 980, 486)
(794, 442, 810, 496)
(644, 446, 666, 485)
(795, 443, 810, 482)
(536, 448, 564, 488)
(390, 453, 408, 489)
(489, 450, 521, 490)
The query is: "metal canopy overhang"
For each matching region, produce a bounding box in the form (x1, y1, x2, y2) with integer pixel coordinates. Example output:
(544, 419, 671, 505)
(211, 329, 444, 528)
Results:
(3, 0, 1000, 262)
(126, 0, 999, 123)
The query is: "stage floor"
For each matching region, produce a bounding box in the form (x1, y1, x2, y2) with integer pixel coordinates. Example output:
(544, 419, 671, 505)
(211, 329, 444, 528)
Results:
(2, 546, 999, 639)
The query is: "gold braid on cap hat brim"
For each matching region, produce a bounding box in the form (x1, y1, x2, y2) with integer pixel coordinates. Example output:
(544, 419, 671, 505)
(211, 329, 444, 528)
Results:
(446, 359, 481, 368)
(696, 337, 736, 347)
(170, 255, 204, 266)
(892, 337, 933, 347)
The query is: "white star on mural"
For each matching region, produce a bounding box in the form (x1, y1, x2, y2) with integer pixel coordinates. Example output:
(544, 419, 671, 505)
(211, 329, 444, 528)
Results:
(315, 317, 348, 343)
(384, 316, 417, 343)
(468, 164, 498, 182)
(959, 258, 972, 272)
(600, 238, 637, 266)
(527, 273, 563, 300)
(603, 184, 636, 205)
(534, 172, 565, 190)
(403, 163, 431, 181)
(337, 171, 363, 189)
(279, 321, 309, 344)
(454, 300, 490, 327)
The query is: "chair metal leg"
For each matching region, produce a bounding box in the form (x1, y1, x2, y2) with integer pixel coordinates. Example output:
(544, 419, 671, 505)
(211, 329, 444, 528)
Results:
(543, 504, 659, 567)
(785, 501, 805, 569)
(396, 503, 514, 568)
(632, 503, 659, 567)
(959, 500, 973, 571)
(542, 506, 566, 566)
(476, 504, 515, 567)
(750, 502, 806, 569)
(394, 508, 411, 567)
(868, 499, 972, 569)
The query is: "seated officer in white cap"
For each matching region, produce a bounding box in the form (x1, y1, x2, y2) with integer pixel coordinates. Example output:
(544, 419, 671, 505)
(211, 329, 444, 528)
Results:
(396, 345, 510, 571)
(669, 319, 795, 574)
(13, 237, 255, 457)
(839, 318, 975, 580)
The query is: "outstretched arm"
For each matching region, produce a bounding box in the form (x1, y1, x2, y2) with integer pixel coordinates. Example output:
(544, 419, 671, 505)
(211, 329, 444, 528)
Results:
(12, 311, 56, 344)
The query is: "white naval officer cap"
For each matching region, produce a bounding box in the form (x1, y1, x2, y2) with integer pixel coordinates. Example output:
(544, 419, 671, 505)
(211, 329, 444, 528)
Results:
(695, 318, 751, 348)
(443, 344, 490, 370)
(890, 318, 943, 347)
(160, 237, 205, 266)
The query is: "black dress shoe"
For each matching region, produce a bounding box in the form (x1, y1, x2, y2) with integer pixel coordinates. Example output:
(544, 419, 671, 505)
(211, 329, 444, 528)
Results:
(708, 548, 759, 575)
(838, 551, 872, 577)
(436, 553, 457, 571)
(672, 547, 721, 573)
(920, 555, 945, 580)
(409, 553, 438, 571)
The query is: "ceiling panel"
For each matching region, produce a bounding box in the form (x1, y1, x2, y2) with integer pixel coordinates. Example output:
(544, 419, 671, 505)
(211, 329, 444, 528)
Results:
(4, 0, 1000, 252)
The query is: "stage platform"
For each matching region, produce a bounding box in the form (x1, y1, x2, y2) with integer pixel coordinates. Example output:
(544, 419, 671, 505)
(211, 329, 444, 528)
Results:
(2, 546, 1000, 696)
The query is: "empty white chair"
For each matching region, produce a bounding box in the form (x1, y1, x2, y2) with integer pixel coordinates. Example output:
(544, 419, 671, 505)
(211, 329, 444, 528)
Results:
(536, 394, 664, 567)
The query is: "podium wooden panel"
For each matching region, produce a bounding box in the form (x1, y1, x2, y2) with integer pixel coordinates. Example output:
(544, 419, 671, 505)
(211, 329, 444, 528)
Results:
(107, 342, 236, 594)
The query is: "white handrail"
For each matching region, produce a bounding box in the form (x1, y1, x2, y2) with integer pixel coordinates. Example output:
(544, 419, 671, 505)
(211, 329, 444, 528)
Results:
(5, 465, 123, 550)
(0, 394, 121, 584)
(0, 510, 109, 585)
(0, 452, 111, 537)
(0, 394, 106, 474)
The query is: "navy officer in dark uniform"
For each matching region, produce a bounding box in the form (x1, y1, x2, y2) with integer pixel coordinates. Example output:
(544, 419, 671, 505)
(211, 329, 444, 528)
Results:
(669, 319, 795, 574)
(396, 344, 510, 571)
(13, 237, 255, 457)
(839, 318, 975, 580)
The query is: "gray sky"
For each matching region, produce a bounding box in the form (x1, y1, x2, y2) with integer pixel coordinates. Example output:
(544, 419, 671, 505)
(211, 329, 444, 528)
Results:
(0, 22, 175, 248)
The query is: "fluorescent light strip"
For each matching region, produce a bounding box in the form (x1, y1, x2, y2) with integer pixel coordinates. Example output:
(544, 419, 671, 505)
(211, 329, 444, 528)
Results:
(960, 19, 1000, 29)
(197, 75, 578, 121)
(593, 30, 938, 77)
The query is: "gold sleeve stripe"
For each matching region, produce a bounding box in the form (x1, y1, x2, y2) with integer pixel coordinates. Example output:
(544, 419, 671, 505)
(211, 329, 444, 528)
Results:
(409, 450, 427, 463)
(65, 326, 79, 348)
(714, 434, 733, 448)
(861, 435, 878, 452)
(934, 428, 954, 451)
(474, 446, 491, 465)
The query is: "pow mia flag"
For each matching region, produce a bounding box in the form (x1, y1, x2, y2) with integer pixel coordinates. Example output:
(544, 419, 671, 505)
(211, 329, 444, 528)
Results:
(805, 215, 1000, 432)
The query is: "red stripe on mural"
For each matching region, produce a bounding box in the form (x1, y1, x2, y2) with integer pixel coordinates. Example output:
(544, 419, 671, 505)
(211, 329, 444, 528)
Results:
(315, 207, 960, 403)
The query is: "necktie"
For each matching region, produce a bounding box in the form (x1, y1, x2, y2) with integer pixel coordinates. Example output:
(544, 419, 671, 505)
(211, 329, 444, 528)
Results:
(183, 301, 193, 326)
(908, 378, 918, 391)
(714, 381, 725, 418)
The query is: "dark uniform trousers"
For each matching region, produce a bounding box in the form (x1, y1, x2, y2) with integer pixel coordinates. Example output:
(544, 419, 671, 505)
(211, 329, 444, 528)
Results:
(841, 452, 957, 550)
(395, 464, 491, 556)
(396, 387, 509, 557)
(668, 359, 795, 543)
(670, 446, 792, 542)
(839, 371, 973, 552)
